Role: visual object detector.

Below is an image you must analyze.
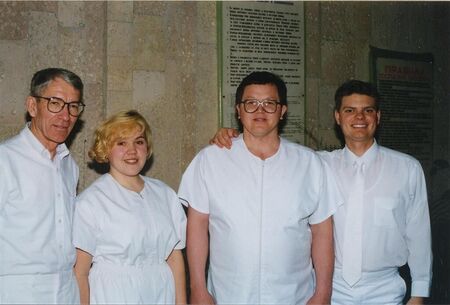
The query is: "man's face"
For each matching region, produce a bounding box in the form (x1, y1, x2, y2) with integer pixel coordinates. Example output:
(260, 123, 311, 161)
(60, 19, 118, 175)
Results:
(334, 93, 380, 146)
(26, 77, 80, 152)
(236, 84, 287, 140)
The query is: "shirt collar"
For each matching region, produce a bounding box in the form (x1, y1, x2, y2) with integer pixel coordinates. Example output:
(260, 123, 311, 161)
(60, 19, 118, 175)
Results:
(23, 123, 70, 160)
(236, 133, 283, 162)
(343, 140, 379, 167)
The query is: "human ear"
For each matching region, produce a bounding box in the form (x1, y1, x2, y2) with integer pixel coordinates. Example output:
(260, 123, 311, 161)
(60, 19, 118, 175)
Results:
(26, 96, 38, 118)
(334, 110, 341, 125)
(236, 104, 241, 119)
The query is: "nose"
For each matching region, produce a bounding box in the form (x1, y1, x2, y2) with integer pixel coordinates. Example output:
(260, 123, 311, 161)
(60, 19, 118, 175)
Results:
(59, 104, 71, 120)
(127, 143, 137, 153)
(355, 110, 364, 119)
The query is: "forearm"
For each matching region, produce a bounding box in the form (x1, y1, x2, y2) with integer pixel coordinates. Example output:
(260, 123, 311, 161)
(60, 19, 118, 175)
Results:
(406, 296, 424, 305)
(310, 217, 334, 302)
(74, 273, 90, 305)
(74, 248, 93, 305)
(187, 207, 210, 292)
(167, 250, 187, 305)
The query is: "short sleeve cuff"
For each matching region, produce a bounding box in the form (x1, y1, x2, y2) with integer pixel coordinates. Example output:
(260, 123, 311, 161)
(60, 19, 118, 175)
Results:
(179, 196, 209, 214)
(73, 238, 96, 256)
(174, 239, 186, 250)
(411, 280, 431, 297)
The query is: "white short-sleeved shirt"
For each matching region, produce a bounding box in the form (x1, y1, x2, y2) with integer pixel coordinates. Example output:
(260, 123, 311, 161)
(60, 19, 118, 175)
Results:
(73, 174, 186, 304)
(0, 125, 79, 304)
(319, 141, 432, 297)
(179, 135, 341, 305)
(73, 173, 186, 264)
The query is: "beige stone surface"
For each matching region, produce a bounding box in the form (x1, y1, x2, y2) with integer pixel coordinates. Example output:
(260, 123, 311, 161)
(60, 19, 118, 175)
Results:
(0, 2, 27, 40)
(197, 2, 216, 45)
(107, 21, 133, 57)
(132, 16, 165, 71)
(133, 1, 167, 16)
(320, 2, 352, 41)
(106, 90, 133, 117)
(194, 43, 218, 153)
(19, 1, 57, 13)
(58, 27, 85, 76)
(28, 11, 58, 72)
(58, 1, 84, 28)
(320, 40, 355, 86)
(0, 41, 28, 126)
(318, 84, 337, 130)
(107, 55, 133, 92)
(304, 77, 319, 149)
(108, 1, 133, 22)
(84, 2, 106, 84)
(305, 2, 320, 78)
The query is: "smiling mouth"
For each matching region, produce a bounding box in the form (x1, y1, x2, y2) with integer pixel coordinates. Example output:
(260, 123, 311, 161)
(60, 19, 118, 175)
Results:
(352, 124, 367, 128)
(124, 159, 139, 164)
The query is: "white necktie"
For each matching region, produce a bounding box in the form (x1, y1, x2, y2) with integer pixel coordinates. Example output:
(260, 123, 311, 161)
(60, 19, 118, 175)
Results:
(342, 161, 364, 286)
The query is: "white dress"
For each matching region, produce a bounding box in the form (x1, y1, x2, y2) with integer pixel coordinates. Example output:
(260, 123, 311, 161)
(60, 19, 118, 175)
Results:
(73, 174, 186, 304)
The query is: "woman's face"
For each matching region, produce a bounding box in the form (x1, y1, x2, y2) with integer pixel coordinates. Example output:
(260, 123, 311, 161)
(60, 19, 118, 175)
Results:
(108, 128, 149, 180)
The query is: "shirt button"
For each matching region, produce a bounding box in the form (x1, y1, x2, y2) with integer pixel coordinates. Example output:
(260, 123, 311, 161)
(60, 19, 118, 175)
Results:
(58, 219, 62, 223)
(57, 193, 61, 197)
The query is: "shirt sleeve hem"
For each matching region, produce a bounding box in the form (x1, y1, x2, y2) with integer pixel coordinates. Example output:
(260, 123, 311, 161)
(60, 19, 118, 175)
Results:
(73, 241, 95, 257)
(308, 201, 342, 225)
(179, 196, 210, 214)
(411, 280, 431, 297)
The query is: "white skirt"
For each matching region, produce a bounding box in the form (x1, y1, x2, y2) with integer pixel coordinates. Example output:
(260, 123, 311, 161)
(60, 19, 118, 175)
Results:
(89, 261, 175, 304)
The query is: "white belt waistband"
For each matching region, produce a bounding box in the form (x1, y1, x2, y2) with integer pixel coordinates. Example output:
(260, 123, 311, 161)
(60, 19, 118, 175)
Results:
(334, 267, 398, 282)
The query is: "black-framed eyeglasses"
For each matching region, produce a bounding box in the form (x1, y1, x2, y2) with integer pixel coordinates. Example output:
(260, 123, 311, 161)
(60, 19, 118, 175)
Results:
(240, 99, 281, 113)
(33, 96, 85, 117)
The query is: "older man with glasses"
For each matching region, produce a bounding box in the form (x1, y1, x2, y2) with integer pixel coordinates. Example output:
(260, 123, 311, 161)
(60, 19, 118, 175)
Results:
(0, 68, 84, 304)
(179, 71, 342, 305)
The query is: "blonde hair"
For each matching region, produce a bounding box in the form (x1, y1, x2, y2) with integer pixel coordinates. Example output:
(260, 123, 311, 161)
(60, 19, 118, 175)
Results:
(89, 110, 152, 163)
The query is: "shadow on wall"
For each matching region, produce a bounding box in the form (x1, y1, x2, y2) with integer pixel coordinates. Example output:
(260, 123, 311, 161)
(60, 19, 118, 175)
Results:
(429, 159, 450, 304)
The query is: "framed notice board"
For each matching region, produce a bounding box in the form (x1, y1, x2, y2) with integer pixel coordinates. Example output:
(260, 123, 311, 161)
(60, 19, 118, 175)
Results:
(218, 1, 305, 144)
(370, 46, 434, 170)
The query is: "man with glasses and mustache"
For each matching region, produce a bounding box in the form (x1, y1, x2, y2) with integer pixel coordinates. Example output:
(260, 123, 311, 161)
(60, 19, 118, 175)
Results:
(179, 71, 341, 305)
(0, 68, 85, 303)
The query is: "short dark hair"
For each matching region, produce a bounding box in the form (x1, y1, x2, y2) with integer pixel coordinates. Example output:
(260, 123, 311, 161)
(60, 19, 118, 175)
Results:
(334, 79, 380, 111)
(30, 68, 84, 102)
(235, 71, 287, 106)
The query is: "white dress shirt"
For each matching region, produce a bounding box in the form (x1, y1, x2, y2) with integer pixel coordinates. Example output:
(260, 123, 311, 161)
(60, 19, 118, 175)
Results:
(179, 135, 341, 305)
(0, 125, 79, 303)
(319, 141, 432, 297)
(73, 174, 186, 304)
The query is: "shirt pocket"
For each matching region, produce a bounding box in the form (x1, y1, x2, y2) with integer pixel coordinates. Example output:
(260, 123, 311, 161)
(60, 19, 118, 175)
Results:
(373, 197, 397, 228)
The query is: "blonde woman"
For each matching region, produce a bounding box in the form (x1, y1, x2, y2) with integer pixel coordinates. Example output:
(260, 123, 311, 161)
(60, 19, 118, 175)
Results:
(73, 110, 186, 304)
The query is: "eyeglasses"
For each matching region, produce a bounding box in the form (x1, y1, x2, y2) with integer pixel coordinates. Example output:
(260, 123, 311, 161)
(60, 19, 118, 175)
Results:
(240, 99, 281, 113)
(33, 96, 85, 117)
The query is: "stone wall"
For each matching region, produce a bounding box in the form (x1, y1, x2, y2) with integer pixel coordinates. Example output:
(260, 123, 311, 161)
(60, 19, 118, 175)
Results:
(0, 1, 218, 191)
